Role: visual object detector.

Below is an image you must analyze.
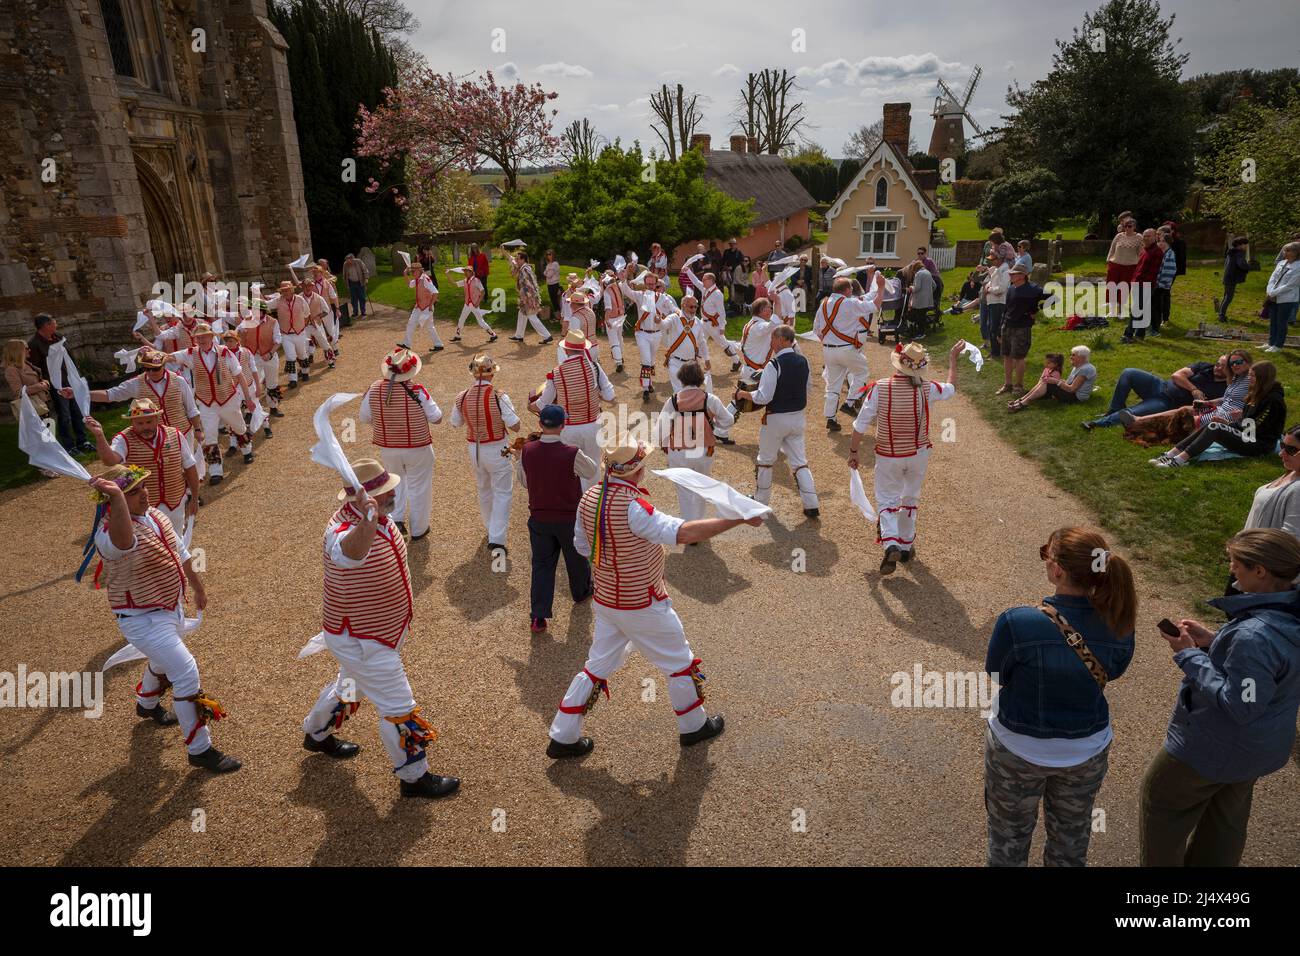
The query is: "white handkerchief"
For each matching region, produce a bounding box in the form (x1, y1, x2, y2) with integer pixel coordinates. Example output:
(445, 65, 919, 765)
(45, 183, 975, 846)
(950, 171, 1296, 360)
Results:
(614, 255, 627, 272)
(822, 255, 847, 270)
(589, 258, 600, 269)
(310, 393, 362, 491)
(184, 612, 202, 633)
(849, 469, 878, 521)
(115, 347, 142, 374)
(298, 631, 329, 659)
(961, 341, 985, 372)
(769, 254, 799, 267)
(397, 250, 412, 269)
(289, 252, 312, 270)
(248, 403, 268, 435)
(796, 330, 822, 342)
(18, 388, 91, 480)
(683, 253, 705, 269)
(47, 340, 91, 416)
(133, 312, 151, 333)
(651, 468, 772, 519)
(501, 239, 526, 248)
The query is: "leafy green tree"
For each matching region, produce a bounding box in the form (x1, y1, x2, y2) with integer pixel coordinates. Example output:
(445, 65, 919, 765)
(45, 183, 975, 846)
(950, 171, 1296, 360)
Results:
(493, 144, 753, 261)
(1183, 69, 1300, 119)
(1202, 93, 1300, 249)
(977, 168, 1066, 241)
(1002, 0, 1196, 230)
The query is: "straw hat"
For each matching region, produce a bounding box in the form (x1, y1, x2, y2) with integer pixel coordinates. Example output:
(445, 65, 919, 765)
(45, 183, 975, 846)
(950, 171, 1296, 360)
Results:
(338, 457, 401, 501)
(891, 342, 930, 380)
(561, 330, 592, 352)
(469, 353, 498, 376)
(603, 440, 655, 476)
(383, 346, 422, 382)
(93, 463, 151, 503)
(137, 348, 166, 370)
(128, 397, 162, 420)
(193, 322, 216, 337)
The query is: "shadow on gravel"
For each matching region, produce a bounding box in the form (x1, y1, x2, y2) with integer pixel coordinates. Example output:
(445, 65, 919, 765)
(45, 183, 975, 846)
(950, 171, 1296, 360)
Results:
(748, 515, 840, 578)
(61, 722, 207, 865)
(1, 641, 119, 757)
(665, 541, 751, 603)
(545, 748, 715, 866)
(288, 755, 435, 866)
(501, 601, 593, 725)
(443, 546, 520, 620)
(868, 562, 987, 657)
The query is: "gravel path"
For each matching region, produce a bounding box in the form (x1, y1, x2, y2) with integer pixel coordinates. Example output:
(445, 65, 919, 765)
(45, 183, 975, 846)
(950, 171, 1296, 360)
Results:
(2, 304, 1295, 866)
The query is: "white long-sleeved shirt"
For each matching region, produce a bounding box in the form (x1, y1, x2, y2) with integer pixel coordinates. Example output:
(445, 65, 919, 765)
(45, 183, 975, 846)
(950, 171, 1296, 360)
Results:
(104, 372, 199, 420)
(682, 267, 726, 325)
(653, 313, 710, 364)
(751, 347, 800, 406)
(813, 293, 876, 346)
(572, 477, 683, 556)
(619, 282, 677, 330)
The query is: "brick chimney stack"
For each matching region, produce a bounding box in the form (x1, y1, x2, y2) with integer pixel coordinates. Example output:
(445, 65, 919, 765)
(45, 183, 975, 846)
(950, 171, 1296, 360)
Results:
(729, 134, 747, 153)
(747, 135, 759, 154)
(690, 133, 711, 153)
(882, 102, 912, 153)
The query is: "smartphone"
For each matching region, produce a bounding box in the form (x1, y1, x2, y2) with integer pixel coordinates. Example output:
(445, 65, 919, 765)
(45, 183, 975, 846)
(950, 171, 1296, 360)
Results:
(1157, 618, 1180, 637)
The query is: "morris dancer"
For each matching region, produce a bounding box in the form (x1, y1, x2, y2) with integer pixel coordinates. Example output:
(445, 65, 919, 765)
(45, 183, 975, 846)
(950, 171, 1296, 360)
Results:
(620, 270, 677, 402)
(815, 274, 884, 431)
(88, 348, 202, 468)
(87, 465, 239, 773)
(450, 354, 521, 555)
(303, 277, 336, 372)
(270, 279, 310, 388)
(681, 259, 741, 372)
(651, 293, 711, 393)
(165, 323, 258, 485)
(533, 330, 614, 491)
(360, 347, 442, 541)
(599, 269, 627, 373)
(558, 289, 602, 365)
(848, 339, 966, 574)
(448, 266, 496, 344)
(236, 297, 285, 421)
(715, 296, 780, 446)
(300, 458, 460, 799)
(402, 260, 444, 353)
(86, 398, 199, 533)
(656, 360, 734, 522)
(546, 441, 758, 758)
(736, 324, 820, 518)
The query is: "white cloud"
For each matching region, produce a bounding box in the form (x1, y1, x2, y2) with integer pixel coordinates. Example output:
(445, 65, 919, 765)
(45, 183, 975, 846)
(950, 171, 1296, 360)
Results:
(712, 63, 739, 77)
(536, 61, 594, 79)
(1003, 60, 1016, 72)
(498, 61, 520, 80)
(592, 103, 621, 112)
(800, 53, 964, 87)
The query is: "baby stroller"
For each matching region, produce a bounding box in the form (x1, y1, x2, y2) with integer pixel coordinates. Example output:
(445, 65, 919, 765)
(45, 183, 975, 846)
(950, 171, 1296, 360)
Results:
(875, 278, 911, 345)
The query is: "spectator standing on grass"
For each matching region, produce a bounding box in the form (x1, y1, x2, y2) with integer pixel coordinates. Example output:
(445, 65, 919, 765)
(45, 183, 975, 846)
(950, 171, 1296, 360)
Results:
(721, 239, 744, 305)
(734, 256, 753, 308)
(751, 260, 769, 303)
(544, 249, 562, 316)
(1162, 221, 1187, 277)
(468, 243, 490, 295)
(1151, 230, 1177, 337)
(343, 253, 370, 318)
(1262, 242, 1300, 353)
(1140, 529, 1300, 867)
(1105, 216, 1143, 318)
(982, 253, 1009, 360)
(1014, 240, 1033, 273)
(3, 338, 50, 408)
(1218, 236, 1251, 322)
(1083, 355, 1227, 430)
(1151, 361, 1285, 468)
(28, 313, 93, 453)
(1121, 228, 1163, 344)
(984, 526, 1137, 867)
(1007, 345, 1096, 412)
(996, 264, 1052, 397)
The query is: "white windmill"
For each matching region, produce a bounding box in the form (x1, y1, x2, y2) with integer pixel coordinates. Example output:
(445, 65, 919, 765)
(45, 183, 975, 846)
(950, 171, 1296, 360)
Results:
(928, 66, 984, 159)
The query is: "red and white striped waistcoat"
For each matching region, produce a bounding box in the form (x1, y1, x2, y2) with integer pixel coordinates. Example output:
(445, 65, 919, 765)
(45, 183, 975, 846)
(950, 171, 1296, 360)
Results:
(366, 379, 432, 448)
(168, 322, 197, 351)
(464, 277, 482, 306)
(277, 295, 307, 335)
(321, 504, 413, 648)
(141, 372, 192, 436)
(456, 381, 505, 443)
(579, 480, 668, 610)
(664, 387, 715, 453)
(872, 375, 932, 458)
(604, 282, 623, 318)
(234, 346, 255, 383)
(241, 318, 276, 358)
(101, 508, 186, 612)
(121, 425, 187, 509)
(570, 306, 597, 340)
(550, 356, 601, 425)
(414, 275, 436, 310)
(191, 346, 238, 406)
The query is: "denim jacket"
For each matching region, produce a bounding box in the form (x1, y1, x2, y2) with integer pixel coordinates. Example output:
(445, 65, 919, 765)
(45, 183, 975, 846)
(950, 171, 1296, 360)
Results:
(1163, 589, 1300, 783)
(985, 594, 1135, 738)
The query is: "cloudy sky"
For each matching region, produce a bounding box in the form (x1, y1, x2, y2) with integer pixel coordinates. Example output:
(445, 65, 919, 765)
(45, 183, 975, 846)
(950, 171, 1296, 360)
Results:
(403, 0, 1298, 160)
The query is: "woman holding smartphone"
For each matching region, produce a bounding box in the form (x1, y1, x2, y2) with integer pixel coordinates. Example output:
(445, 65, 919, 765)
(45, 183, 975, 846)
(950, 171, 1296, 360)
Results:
(983, 527, 1137, 866)
(1141, 529, 1300, 866)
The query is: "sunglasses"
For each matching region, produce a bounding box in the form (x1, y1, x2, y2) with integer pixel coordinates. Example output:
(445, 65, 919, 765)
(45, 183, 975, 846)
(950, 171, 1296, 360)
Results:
(1230, 358, 1249, 367)
(1283, 443, 1300, 457)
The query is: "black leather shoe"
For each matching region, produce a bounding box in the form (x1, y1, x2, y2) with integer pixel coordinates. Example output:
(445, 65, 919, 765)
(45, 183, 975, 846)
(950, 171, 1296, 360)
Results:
(547, 736, 594, 759)
(243, 452, 254, 464)
(208, 474, 223, 486)
(803, 508, 820, 519)
(188, 747, 242, 773)
(302, 733, 360, 759)
(224, 445, 238, 458)
(409, 530, 429, 541)
(269, 408, 285, 418)
(395, 520, 408, 536)
(263, 426, 273, 438)
(137, 702, 178, 726)
(900, 547, 915, 563)
(731, 359, 741, 372)
(680, 714, 725, 747)
(880, 546, 900, 575)
(288, 379, 298, 389)
(717, 435, 736, 445)
(616, 363, 623, 373)
(540, 337, 554, 345)
(826, 418, 842, 432)
(400, 772, 460, 799)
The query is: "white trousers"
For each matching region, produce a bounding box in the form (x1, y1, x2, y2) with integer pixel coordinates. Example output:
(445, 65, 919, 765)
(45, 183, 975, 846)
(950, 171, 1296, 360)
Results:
(301, 629, 429, 783)
(560, 421, 603, 492)
(321, 310, 339, 347)
(308, 322, 333, 358)
(467, 439, 513, 544)
(635, 329, 662, 369)
(456, 304, 493, 336)
(514, 311, 549, 339)
(666, 449, 714, 520)
(155, 499, 188, 537)
(755, 410, 819, 509)
(181, 427, 205, 480)
(874, 447, 930, 552)
(120, 607, 211, 755)
(380, 444, 435, 537)
(822, 346, 870, 418)
(282, 331, 310, 380)
(549, 599, 707, 744)
(605, 320, 625, 364)
(256, 351, 280, 397)
(405, 307, 443, 349)
(702, 320, 737, 357)
(198, 398, 248, 478)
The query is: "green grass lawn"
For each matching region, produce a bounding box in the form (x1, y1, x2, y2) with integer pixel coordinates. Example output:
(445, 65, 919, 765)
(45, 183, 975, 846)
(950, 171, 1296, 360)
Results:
(926, 255, 1292, 601)
(936, 206, 1089, 242)
(0, 404, 130, 492)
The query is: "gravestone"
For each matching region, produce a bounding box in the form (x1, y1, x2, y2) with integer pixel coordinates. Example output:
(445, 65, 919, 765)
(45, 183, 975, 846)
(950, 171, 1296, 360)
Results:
(1031, 262, 1051, 285)
(391, 244, 410, 274)
(359, 247, 377, 278)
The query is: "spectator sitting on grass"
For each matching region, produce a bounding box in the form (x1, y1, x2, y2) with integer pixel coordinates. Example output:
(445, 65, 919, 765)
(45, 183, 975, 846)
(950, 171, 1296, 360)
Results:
(1151, 361, 1285, 468)
(948, 268, 985, 314)
(1008, 346, 1096, 413)
(1082, 355, 1228, 431)
(1120, 349, 1253, 446)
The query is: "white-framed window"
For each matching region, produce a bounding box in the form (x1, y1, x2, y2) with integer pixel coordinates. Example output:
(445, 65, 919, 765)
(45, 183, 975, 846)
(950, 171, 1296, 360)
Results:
(874, 177, 889, 209)
(859, 217, 900, 257)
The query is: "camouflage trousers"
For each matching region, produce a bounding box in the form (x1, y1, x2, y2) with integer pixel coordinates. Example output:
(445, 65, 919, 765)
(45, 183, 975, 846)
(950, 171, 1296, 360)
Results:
(984, 723, 1110, 866)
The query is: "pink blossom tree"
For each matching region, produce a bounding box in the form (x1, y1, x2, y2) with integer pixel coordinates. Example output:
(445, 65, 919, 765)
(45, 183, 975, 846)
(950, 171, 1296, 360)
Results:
(357, 69, 559, 206)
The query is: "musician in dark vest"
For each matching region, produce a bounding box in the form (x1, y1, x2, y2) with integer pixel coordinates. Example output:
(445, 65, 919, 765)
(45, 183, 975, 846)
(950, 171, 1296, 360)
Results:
(736, 324, 821, 518)
(516, 404, 598, 634)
